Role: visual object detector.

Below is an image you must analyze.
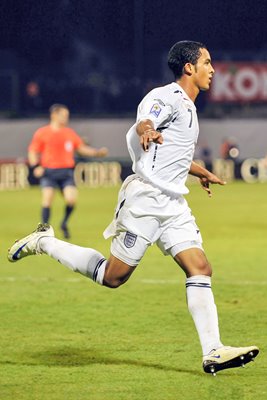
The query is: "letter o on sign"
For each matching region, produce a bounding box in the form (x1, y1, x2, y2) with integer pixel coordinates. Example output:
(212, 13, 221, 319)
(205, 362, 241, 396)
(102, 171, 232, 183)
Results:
(240, 158, 258, 182)
(235, 69, 259, 99)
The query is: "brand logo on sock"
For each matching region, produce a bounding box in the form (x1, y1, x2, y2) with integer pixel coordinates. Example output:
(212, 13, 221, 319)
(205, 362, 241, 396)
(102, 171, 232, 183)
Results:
(124, 231, 137, 248)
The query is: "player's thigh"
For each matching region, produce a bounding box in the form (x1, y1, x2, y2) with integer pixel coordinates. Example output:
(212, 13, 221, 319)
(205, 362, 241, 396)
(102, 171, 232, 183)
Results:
(104, 254, 137, 288)
(62, 185, 78, 205)
(157, 204, 202, 254)
(41, 187, 55, 207)
(174, 247, 212, 277)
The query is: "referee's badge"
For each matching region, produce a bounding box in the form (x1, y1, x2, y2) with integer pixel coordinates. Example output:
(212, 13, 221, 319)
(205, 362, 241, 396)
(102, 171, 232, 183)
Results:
(149, 103, 162, 118)
(124, 231, 137, 248)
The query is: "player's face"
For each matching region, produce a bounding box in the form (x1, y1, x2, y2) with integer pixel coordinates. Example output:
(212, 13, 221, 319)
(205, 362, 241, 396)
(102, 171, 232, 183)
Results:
(193, 48, 214, 91)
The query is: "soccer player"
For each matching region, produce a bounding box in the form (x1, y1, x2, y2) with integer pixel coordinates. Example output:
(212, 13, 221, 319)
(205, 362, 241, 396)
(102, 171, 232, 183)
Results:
(28, 104, 108, 238)
(8, 42, 259, 375)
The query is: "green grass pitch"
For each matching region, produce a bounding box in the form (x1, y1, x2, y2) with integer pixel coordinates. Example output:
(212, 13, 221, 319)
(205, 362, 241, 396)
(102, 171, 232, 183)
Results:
(0, 181, 266, 399)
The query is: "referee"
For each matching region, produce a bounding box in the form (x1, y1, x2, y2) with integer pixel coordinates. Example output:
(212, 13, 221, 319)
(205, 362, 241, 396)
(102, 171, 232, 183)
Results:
(28, 104, 108, 238)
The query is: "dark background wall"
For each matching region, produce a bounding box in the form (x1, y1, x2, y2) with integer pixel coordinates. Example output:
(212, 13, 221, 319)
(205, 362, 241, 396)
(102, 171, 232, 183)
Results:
(1, 0, 267, 117)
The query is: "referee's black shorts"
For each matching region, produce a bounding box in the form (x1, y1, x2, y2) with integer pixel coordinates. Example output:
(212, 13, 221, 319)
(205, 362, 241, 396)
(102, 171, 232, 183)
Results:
(40, 168, 75, 190)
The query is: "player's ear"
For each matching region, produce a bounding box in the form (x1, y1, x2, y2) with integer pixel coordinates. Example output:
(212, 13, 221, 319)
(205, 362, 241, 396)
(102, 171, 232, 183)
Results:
(183, 63, 194, 76)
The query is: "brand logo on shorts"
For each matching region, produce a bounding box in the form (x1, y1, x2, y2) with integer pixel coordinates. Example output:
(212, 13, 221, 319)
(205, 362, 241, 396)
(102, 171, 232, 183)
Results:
(124, 231, 137, 248)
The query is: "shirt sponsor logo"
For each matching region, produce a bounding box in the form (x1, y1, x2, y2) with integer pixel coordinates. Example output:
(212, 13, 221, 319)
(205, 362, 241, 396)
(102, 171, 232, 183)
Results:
(149, 103, 162, 118)
(124, 231, 137, 248)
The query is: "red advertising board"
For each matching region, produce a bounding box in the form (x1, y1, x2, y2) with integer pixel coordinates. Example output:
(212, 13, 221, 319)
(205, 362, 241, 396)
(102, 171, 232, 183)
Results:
(209, 62, 267, 102)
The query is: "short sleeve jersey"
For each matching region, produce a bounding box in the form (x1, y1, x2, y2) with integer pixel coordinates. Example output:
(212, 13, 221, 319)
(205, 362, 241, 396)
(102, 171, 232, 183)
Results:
(126, 82, 199, 197)
(28, 125, 83, 168)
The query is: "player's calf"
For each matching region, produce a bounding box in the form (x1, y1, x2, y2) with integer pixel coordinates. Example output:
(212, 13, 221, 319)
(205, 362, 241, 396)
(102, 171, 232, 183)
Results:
(103, 257, 136, 288)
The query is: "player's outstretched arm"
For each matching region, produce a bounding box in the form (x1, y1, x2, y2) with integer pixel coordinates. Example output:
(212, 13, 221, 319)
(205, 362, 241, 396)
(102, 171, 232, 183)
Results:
(136, 119, 163, 151)
(189, 161, 226, 197)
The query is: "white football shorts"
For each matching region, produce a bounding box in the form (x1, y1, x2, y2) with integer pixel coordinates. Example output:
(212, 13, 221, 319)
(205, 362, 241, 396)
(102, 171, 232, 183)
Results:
(103, 175, 203, 266)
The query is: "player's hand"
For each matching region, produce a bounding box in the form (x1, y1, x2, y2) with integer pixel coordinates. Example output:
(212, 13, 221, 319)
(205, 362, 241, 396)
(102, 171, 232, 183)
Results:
(96, 147, 108, 157)
(33, 166, 44, 178)
(140, 129, 163, 152)
(199, 173, 226, 197)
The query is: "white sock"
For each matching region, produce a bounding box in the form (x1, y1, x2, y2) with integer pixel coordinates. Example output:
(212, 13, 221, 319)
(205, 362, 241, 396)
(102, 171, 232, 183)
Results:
(38, 237, 106, 285)
(186, 275, 223, 355)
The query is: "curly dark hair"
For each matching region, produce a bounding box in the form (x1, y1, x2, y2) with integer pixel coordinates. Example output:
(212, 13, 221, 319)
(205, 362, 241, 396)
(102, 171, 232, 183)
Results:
(168, 41, 207, 79)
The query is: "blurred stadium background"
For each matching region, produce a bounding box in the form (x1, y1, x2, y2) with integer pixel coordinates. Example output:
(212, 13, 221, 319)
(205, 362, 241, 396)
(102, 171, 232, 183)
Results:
(1, 0, 267, 190)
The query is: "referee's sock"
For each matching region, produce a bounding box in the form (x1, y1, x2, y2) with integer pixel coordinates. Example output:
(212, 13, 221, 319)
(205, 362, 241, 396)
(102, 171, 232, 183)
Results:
(186, 275, 223, 355)
(38, 237, 106, 285)
(61, 205, 74, 227)
(42, 207, 50, 224)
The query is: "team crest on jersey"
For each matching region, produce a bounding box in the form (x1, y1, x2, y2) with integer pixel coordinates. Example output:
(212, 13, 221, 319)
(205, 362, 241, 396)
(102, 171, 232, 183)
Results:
(149, 103, 162, 118)
(124, 231, 137, 248)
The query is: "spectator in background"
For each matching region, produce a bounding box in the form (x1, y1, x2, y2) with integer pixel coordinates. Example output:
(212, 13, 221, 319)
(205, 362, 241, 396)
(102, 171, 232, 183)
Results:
(25, 81, 42, 111)
(28, 104, 108, 238)
(220, 137, 239, 161)
(198, 140, 212, 171)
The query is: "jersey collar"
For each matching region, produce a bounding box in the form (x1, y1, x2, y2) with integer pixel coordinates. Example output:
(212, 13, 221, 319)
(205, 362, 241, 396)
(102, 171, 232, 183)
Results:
(171, 82, 196, 109)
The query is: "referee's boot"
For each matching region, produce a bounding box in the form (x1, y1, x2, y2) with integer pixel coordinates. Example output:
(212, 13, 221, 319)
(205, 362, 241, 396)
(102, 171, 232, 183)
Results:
(60, 223, 70, 239)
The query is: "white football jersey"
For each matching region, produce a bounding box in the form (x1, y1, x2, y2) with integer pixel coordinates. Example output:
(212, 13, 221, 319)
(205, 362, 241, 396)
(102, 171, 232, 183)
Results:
(126, 82, 199, 197)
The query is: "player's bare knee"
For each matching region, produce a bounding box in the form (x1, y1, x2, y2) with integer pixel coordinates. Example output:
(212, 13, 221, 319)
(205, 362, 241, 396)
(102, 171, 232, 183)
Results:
(197, 259, 212, 276)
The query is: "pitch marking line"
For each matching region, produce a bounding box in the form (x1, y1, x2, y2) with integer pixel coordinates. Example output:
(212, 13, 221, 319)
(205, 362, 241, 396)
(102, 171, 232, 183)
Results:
(1, 277, 267, 285)
(141, 279, 267, 285)
(0, 276, 81, 283)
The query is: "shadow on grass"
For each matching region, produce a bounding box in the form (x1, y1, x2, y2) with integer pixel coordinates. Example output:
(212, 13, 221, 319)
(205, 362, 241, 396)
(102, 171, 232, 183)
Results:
(1, 346, 204, 376)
